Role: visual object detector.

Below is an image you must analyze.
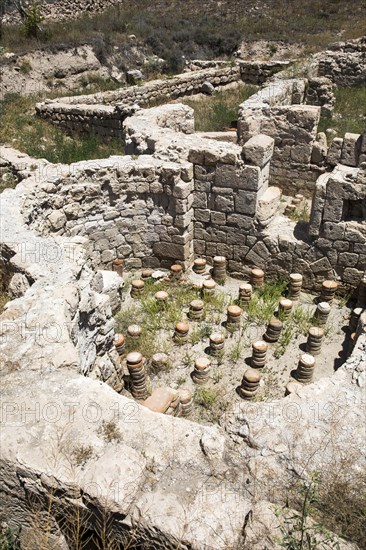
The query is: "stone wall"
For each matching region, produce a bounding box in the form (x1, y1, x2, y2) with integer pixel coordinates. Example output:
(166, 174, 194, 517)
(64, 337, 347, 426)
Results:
(36, 66, 242, 138)
(22, 155, 195, 270)
(316, 36, 366, 86)
(0, 149, 123, 386)
(237, 78, 324, 196)
(239, 60, 291, 84)
(15, 101, 366, 293)
(1, 141, 365, 549)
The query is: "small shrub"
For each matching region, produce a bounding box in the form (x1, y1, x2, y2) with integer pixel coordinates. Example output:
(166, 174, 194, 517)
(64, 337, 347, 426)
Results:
(22, 0, 44, 39)
(183, 85, 258, 132)
(195, 387, 218, 409)
(0, 525, 21, 550)
(248, 279, 287, 325)
(72, 444, 93, 467)
(98, 420, 121, 443)
(229, 340, 246, 363)
(19, 59, 32, 74)
(190, 323, 212, 345)
(318, 87, 366, 137)
(274, 323, 293, 358)
(288, 202, 310, 223)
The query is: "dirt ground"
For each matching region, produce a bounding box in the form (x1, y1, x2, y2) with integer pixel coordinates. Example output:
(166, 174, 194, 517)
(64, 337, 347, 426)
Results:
(116, 267, 352, 425)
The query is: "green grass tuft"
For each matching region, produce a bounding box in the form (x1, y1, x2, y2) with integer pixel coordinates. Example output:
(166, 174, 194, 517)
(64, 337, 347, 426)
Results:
(183, 85, 258, 132)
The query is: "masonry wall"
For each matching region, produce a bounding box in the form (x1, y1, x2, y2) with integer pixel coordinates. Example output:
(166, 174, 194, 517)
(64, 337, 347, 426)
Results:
(35, 62, 290, 139)
(22, 156, 195, 270)
(21, 102, 366, 294)
(237, 79, 325, 196)
(316, 37, 366, 86)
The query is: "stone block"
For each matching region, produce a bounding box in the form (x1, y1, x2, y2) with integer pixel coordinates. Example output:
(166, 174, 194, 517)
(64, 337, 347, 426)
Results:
(211, 212, 226, 225)
(226, 213, 255, 230)
(327, 138, 343, 166)
(195, 209, 211, 223)
(48, 210, 66, 230)
(256, 186, 282, 226)
(323, 198, 343, 223)
(215, 194, 234, 213)
(338, 252, 359, 267)
(173, 180, 193, 199)
(192, 192, 208, 209)
(215, 164, 260, 191)
(309, 257, 332, 274)
(340, 133, 362, 167)
(343, 267, 363, 286)
(322, 222, 345, 240)
(242, 134, 274, 168)
(153, 241, 190, 261)
(235, 191, 257, 215)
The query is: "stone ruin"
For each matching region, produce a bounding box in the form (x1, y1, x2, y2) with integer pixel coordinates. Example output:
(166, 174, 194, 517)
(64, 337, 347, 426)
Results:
(0, 37, 366, 549)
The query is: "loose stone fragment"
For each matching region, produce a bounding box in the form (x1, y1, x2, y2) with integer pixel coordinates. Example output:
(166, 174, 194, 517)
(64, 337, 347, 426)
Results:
(320, 280, 338, 303)
(251, 340, 268, 368)
(131, 279, 144, 298)
(209, 332, 225, 356)
(285, 380, 303, 396)
(278, 298, 293, 318)
(285, 204, 297, 216)
(212, 256, 227, 282)
(114, 333, 125, 356)
(174, 321, 189, 344)
(238, 283, 252, 307)
(288, 273, 303, 302)
(179, 387, 194, 416)
(151, 353, 169, 371)
(126, 352, 149, 400)
(314, 302, 331, 326)
(264, 317, 283, 343)
(189, 299, 205, 321)
(295, 353, 316, 384)
(227, 305, 242, 327)
(193, 258, 207, 275)
(238, 368, 261, 400)
(250, 268, 264, 288)
(127, 324, 142, 340)
(112, 259, 124, 277)
(192, 357, 211, 385)
(307, 326, 324, 356)
(142, 387, 180, 416)
(201, 279, 216, 297)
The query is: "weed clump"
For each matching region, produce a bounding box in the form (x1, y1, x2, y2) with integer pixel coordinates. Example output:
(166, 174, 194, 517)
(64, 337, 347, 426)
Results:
(195, 386, 218, 409)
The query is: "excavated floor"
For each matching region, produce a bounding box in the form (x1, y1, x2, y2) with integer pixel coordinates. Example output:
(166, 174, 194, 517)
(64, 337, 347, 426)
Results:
(115, 266, 352, 425)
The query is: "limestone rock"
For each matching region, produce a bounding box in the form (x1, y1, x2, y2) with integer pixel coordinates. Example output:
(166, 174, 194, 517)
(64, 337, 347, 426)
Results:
(243, 134, 275, 168)
(256, 186, 282, 226)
